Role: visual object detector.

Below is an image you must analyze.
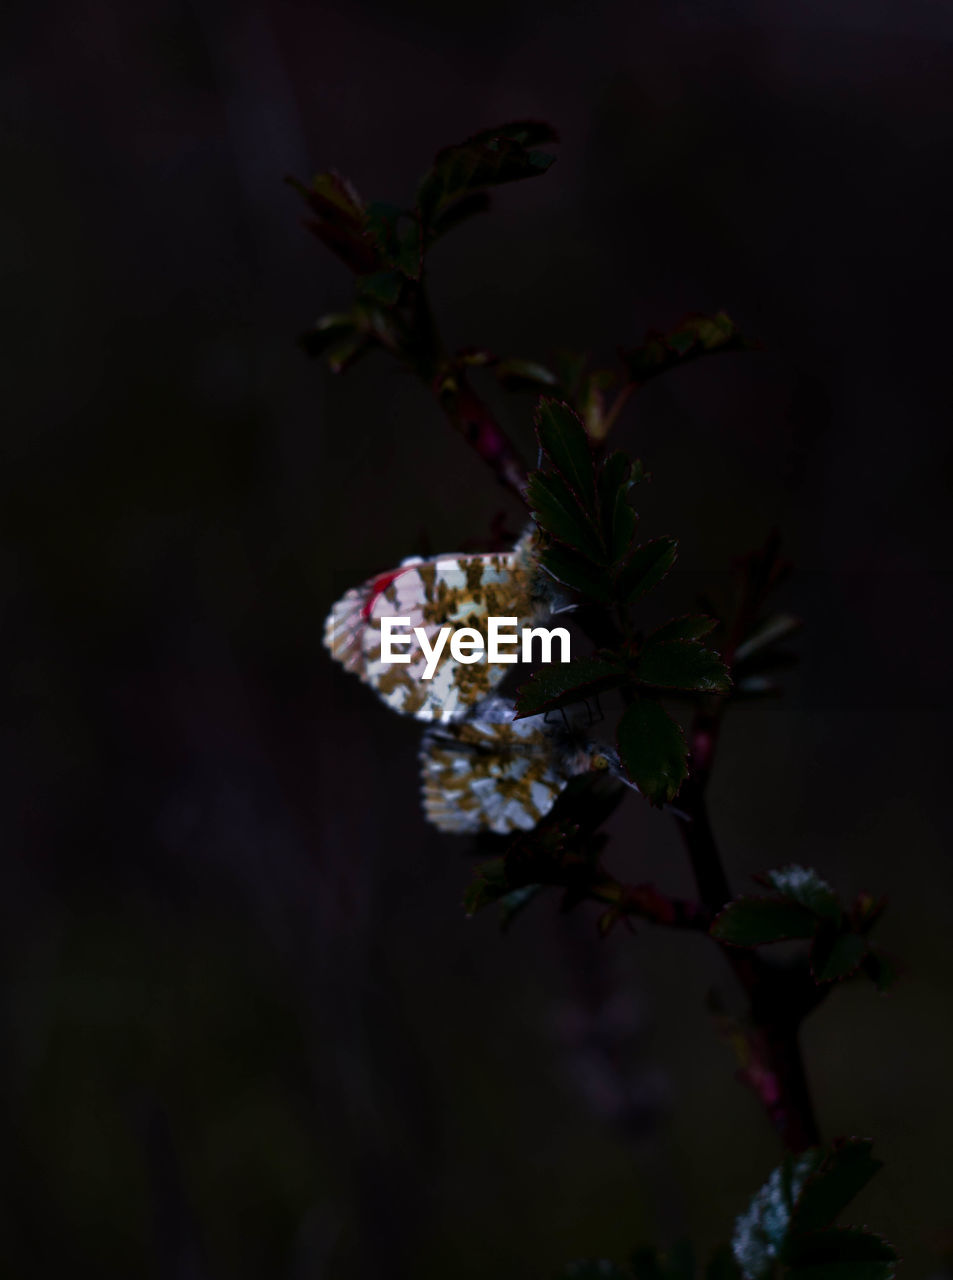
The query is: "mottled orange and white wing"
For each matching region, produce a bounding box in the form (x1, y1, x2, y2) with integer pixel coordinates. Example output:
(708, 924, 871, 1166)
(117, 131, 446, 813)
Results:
(324, 537, 545, 722)
(419, 700, 580, 834)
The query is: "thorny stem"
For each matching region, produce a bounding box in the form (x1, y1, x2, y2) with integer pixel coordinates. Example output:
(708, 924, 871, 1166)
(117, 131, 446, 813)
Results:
(434, 367, 528, 496)
(588, 877, 711, 932)
(675, 711, 823, 1152)
(658, 543, 824, 1151)
(406, 281, 529, 497)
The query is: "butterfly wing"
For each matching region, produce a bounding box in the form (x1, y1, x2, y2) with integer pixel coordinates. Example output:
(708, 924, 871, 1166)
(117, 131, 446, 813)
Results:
(419, 701, 576, 834)
(324, 540, 544, 722)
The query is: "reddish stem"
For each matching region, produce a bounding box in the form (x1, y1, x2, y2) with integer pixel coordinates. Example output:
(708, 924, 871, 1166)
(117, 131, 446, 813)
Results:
(433, 367, 528, 496)
(590, 876, 711, 932)
(673, 755, 822, 1152)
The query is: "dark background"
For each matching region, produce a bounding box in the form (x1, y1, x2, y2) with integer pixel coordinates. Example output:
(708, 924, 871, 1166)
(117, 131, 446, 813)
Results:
(4, 1, 952, 1276)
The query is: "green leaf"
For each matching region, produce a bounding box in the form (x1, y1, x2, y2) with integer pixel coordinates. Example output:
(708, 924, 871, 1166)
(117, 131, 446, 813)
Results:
(732, 1151, 824, 1280)
(790, 1140, 883, 1236)
(298, 312, 360, 359)
(616, 698, 689, 806)
(811, 929, 868, 984)
(621, 311, 754, 386)
(514, 656, 630, 719)
(635, 639, 731, 694)
(418, 122, 557, 230)
(597, 449, 635, 492)
(540, 543, 614, 602)
(299, 302, 399, 372)
(303, 323, 373, 373)
(365, 201, 422, 279)
(428, 190, 492, 241)
(323, 333, 374, 374)
(289, 170, 379, 274)
(762, 866, 842, 924)
(577, 367, 619, 440)
(526, 470, 605, 560)
(734, 613, 802, 666)
(712, 897, 818, 945)
(616, 537, 678, 603)
(292, 169, 364, 222)
(650, 614, 718, 643)
(496, 357, 560, 392)
(598, 451, 639, 562)
(535, 398, 598, 509)
(732, 1143, 893, 1280)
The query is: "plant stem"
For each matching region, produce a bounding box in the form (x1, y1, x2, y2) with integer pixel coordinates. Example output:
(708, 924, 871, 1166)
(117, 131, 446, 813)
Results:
(750, 1019, 821, 1152)
(670, 773, 732, 910)
(433, 366, 528, 496)
(408, 282, 528, 498)
(588, 876, 711, 932)
(673, 726, 821, 1153)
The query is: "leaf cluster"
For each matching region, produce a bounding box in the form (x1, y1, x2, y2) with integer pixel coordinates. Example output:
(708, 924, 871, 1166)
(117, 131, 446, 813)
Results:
(292, 125, 753, 453)
(464, 774, 625, 924)
(620, 312, 758, 385)
(291, 122, 558, 374)
(485, 310, 755, 439)
(520, 398, 730, 805)
(711, 867, 896, 990)
(731, 1139, 898, 1280)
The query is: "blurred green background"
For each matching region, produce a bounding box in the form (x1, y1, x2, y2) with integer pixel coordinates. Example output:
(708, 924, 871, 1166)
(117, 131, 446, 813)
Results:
(3, 0, 952, 1275)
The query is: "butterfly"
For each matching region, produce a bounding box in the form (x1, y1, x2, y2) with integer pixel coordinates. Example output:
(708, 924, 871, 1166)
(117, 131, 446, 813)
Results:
(324, 529, 553, 722)
(419, 696, 616, 834)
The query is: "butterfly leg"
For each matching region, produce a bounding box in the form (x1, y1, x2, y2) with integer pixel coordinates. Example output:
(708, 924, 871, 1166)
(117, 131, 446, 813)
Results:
(542, 707, 573, 732)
